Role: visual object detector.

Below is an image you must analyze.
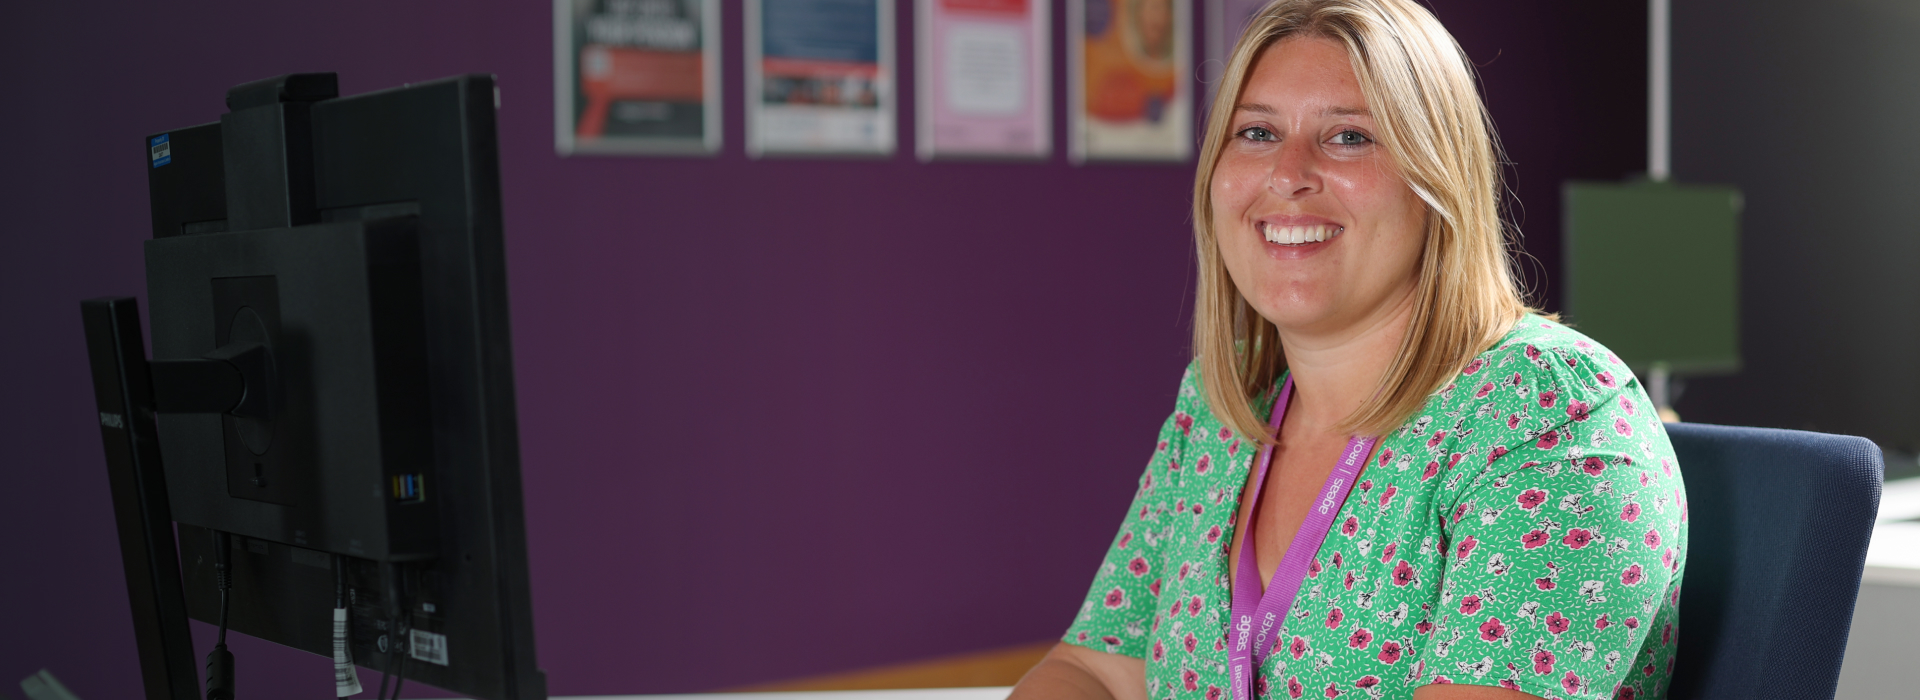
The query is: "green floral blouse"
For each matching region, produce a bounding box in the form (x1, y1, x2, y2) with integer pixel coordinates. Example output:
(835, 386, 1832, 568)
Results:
(1065, 316, 1688, 700)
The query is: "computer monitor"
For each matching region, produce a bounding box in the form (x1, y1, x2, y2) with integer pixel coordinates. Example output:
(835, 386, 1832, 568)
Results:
(82, 72, 544, 699)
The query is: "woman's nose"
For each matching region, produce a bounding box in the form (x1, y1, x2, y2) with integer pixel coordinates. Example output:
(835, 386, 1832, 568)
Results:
(1267, 137, 1321, 197)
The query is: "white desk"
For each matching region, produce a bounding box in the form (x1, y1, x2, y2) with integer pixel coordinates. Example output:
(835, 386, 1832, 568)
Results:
(1835, 477, 1920, 700)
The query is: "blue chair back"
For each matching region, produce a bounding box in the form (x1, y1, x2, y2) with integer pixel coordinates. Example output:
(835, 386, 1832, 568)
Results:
(1663, 422, 1883, 700)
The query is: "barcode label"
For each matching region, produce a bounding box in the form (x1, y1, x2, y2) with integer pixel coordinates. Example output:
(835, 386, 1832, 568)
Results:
(332, 607, 363, 697)
(410, 628, 450, 666)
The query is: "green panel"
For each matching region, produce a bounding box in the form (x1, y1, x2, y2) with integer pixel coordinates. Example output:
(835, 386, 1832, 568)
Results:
(1562, 180, 1741, 375)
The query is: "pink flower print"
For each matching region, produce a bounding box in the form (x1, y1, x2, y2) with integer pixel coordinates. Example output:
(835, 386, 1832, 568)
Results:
(1456, 536, 1479, 561)
(1183, 668, 1199, 691)
(1175, 413, 1194, 435)
(1151, 640, 1166, 661)
(1622, 564, 1646, 586)
(1187, 595, 1204, 616)
(1178, 562, 1191, 580)
(1219, 426, 1233, 442)
(1392, 560, 1418, 586)
(1348, 627, 1374, 649)
(1499, 679, 1521, 692)
(1175, 499, 1185, 512)
(1206, 525, 1223, 543)
(1518, 488, 1549, 510)
(1522, 529, 1550, 549)
(1621, 503, 1642, 522)
(1168, 458, 1181, 474)
(1432, 675, 1453, 685)
(1625, 616, 1640, 630)
(1169, 600, 1183, 617)
(1344, 571, 1357, 590)
(1546, 611, 1571, 635)
(1427, 430, 1449, 448)
(1101, 635, 1121, 647)
(1183, 632, 1199, 653)
(1644, 529, 1662, 548)
(1620, 395, 1637, 415)
(1596, 371, 1617, 388)
(1487, 444, 1509, 465)
(1308, 558, 1323, 578)
(1206, 686, 1223, 700)
(1325, 606, 1345, 629)
(1377, 640, 1403, 664)
(1422, 460, 1441, 481)
(1464, 358, 1487, 375)
(1128, 557, 1150, 576)
(1477, 617, 1508, 642)
(1594, 613, 1611, 630)
(1476, 382, 1494, 398)
(1290, 635, 1310, 659)
(1663, 459, 1674, 477)
(1453, 502, 1471, 524)
(1229, 439, 1240, 456)
(1614, 416, 1633, 436)
(1358, 479, 1373, 492)
(1561, 671, 1583, 696)
(1341, 515, 1359, 536)
(1118, 532, 1133, 549)
(1449, 452, 1466, 468)
(1644, 663, 1657, 677)
(1618, 687, 1638, 700)
(1663, 623, 1673, 645)
(1532, 648, 1556, 674)
(1356, 675, 1381, 690)
(1380, 485, 1399, 507)
(1460, 594, 1484, 615)
(1582, 456, 1608, 476)
(1563, 528, 1595, 549)
(1640, 471, 1651, 486)
(1539, 390, 1557, 409)
(1148, 578, 1162, 596)
(1536, 431, 1561, 450)
(1507, 413, 1523, 430)
(1567, 400, 1592, 422)
(1663, 547, 1678, 571)
(1192, 503, 1204, 515)
(1331, 552, 1343, 568)
(1535, 576, 1557, 591)
(1288, 676, 1304, 699)
(1103, 588, 1126, 608)
(1323, 682, 1341, 698)
(1416, 619, 1435, 635)
(1214, 637, 1225, 652)
(1377, 448, 1395, 467)
(1196, 454, 1212, 474)
(1077, 631, 1088, 642)
(1379, 541, 1398, 564)
(1526, 344, 1542, 360)
(1157, 440, 1169, 452)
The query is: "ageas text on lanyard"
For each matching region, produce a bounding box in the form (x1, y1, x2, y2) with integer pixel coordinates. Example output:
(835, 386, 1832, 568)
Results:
(1228, 376, 1376, 700)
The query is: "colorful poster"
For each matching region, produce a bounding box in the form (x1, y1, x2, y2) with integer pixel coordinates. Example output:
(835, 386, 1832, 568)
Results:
(1069, 0, 1192, 162)
(554, 0, 722, 155)
(1203, 0, 1266, 97)
(747, 0, 897, 156)
(915, 0, 1051, 160)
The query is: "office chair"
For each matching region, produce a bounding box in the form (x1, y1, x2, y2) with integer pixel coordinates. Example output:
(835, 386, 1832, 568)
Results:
(1662, 422, 1883, 700)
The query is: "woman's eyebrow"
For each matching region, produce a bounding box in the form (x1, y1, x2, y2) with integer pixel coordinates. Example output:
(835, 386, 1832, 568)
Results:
(1231, 103, 1372, 118)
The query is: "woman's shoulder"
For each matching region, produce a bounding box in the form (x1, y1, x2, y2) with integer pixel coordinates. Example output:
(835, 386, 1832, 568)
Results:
(1452, 314, 1639, 414)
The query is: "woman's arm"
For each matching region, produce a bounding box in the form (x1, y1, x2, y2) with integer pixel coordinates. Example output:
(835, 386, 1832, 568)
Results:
(1413, 685, 1542, 700)
(1008, 643, 1148, 700)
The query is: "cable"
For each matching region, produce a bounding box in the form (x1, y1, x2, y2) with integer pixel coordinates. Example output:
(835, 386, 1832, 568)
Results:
(205, 531, 235, 700)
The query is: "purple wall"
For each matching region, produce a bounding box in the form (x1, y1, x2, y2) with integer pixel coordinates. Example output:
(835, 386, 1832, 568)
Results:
(0, 1, 1641, 697)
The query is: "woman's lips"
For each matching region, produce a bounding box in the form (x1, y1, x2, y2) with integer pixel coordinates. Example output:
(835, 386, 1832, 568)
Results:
(1258, 221, 1344, 246)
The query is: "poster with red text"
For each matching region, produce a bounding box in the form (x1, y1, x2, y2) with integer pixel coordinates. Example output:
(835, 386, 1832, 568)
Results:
(1069, 0, 1192, 162)
(747, 0, 897, 156)
(915, 0, 1051, 160)
(555, 0, 722, 155)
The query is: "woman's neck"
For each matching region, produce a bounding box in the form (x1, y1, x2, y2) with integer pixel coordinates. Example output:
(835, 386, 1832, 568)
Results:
(1277, 289, 1418, 436)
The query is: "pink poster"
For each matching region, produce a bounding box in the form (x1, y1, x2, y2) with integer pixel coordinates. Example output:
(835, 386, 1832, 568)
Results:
(915, 0, 1051, 160)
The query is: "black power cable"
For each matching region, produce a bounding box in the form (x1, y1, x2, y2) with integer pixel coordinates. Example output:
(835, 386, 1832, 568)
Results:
(205, 531, 235, 700)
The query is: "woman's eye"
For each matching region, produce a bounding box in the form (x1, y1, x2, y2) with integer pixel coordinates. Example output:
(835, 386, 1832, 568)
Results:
(1236, 126, 1277, 142)
(1329, 129, 1371, 146)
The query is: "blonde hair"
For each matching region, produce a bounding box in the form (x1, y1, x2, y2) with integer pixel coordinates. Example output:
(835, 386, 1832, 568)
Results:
(1192, 0, 1536, 442)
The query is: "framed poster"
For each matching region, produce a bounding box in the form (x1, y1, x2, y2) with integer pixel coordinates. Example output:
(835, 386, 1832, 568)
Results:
(554, 0, 723, 155)
(746, 0, 897, 157)
(1068, 0, 1193, 163)
(915, 0, 1051, 161)
(1203, 0, 1266, 99)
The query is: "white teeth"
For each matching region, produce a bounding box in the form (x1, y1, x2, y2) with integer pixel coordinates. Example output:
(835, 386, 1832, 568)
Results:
(1261, 223, 1342, 245)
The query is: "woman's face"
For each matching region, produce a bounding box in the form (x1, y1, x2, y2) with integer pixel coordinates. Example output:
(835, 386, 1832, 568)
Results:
(1210, 36, 1427, 339)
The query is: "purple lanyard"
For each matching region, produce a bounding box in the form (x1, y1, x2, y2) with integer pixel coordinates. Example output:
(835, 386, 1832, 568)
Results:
(1228, 377, 1374, 700)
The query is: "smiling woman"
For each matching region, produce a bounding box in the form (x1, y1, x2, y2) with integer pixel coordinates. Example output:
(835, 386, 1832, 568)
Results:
(1009, 2, 1688, 700)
